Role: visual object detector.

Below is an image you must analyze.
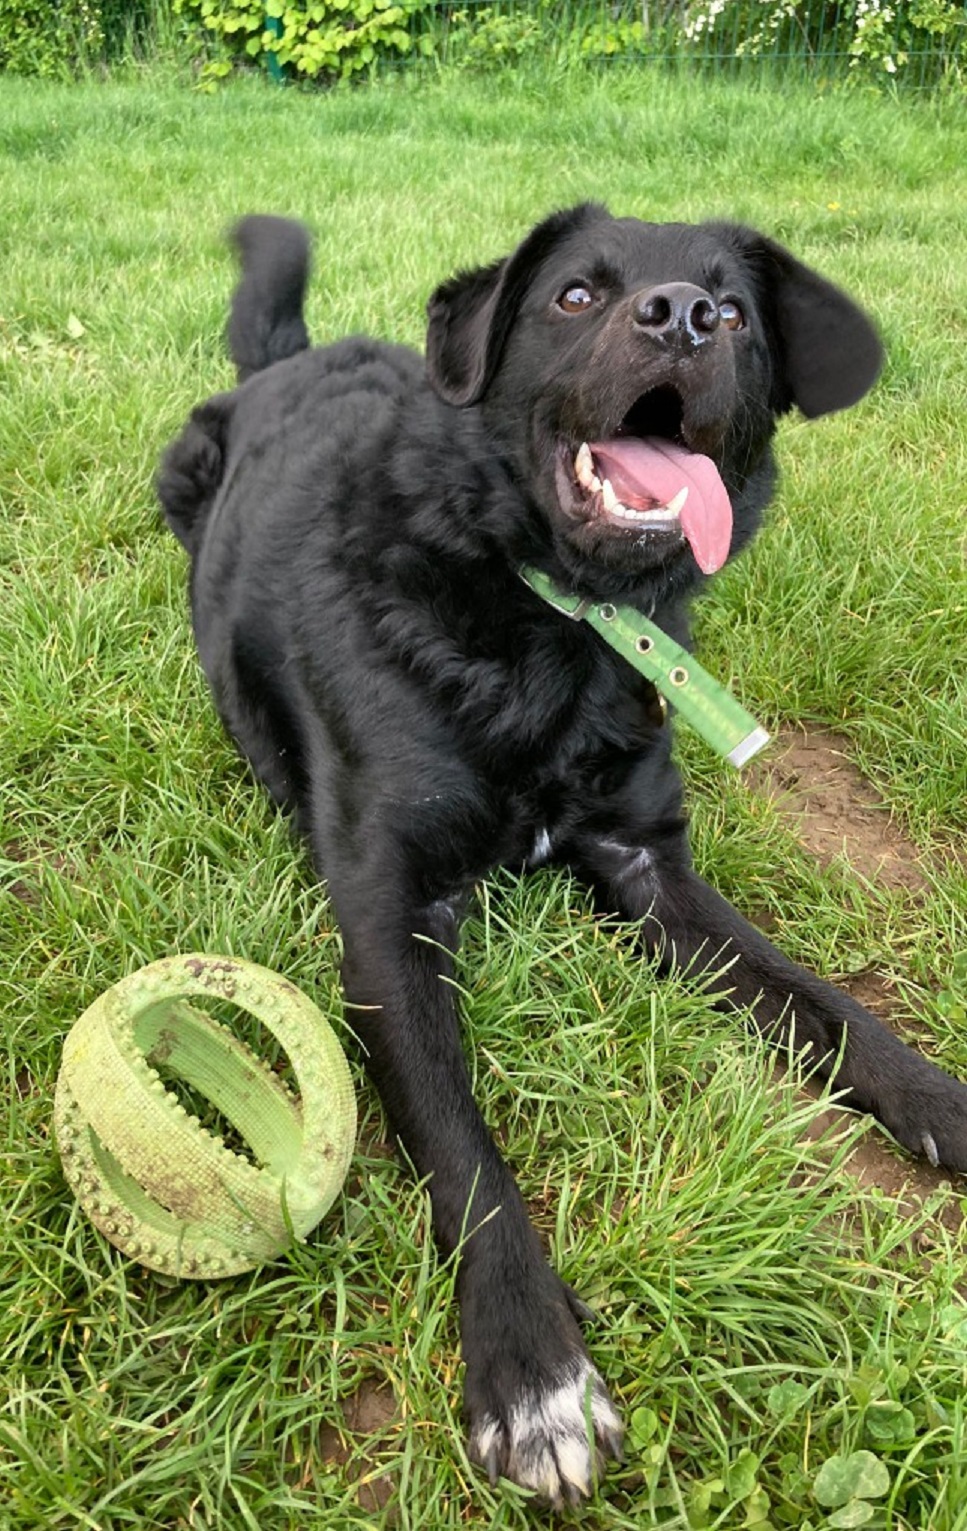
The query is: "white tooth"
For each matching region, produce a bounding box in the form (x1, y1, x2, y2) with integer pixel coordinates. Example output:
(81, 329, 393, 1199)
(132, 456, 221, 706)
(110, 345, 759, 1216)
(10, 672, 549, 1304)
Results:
(574, 442, 594, 483)
(601, 477, 619, 512)
(589, 473, 602, 494)
(665, 486, 689, 517)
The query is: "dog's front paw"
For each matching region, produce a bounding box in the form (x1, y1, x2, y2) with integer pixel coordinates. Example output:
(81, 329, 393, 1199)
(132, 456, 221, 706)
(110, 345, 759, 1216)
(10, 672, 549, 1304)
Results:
(820, 997, 967, 1174)
(469, 1356, 623, 1507)
(874, 1066, 967, 1173)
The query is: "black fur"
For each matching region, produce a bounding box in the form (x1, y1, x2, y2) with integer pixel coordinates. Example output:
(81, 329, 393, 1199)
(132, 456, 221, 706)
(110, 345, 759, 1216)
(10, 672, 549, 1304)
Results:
(159, 207, 967, 1505)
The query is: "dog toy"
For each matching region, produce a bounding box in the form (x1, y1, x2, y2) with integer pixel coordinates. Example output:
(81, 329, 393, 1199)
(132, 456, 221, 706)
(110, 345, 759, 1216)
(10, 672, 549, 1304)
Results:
(54, 954, 356, 1277)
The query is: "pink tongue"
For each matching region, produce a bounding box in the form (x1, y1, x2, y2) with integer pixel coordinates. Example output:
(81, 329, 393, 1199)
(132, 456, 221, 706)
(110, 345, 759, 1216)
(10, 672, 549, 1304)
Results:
(588, 436, 733, 574)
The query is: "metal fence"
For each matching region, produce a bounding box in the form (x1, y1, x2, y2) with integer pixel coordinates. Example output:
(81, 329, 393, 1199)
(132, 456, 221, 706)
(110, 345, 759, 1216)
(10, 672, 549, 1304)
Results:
(5, 0, 963, 87)
(423, 0, 967, 85)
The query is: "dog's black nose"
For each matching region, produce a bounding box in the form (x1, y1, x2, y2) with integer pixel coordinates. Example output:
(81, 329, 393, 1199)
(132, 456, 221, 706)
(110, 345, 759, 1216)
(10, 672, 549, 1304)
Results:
(633, 284, 720, 347)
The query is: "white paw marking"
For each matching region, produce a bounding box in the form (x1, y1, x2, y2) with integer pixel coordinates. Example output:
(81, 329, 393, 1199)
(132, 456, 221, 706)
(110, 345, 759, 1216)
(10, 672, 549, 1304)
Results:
(471, 1358, 623, 1506)
(598, 837, 656, 882)
(528, 826, 553, 867)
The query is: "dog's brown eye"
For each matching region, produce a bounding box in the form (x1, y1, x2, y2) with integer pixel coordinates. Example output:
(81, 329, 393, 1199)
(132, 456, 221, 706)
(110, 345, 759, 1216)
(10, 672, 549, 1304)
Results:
(558, 286, 594, 314)
(719, 299, 745, 331)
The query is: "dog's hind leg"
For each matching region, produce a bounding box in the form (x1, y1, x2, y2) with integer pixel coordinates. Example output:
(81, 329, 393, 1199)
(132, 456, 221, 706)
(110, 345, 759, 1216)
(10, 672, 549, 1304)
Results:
(156, 398, 230, 558)
(210, 624, 307, 814)
(577, 831, 967, 1174)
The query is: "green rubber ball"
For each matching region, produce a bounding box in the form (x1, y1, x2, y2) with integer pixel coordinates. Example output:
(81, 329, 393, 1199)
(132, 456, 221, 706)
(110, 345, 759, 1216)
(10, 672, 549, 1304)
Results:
(54, 955, 356, 1278)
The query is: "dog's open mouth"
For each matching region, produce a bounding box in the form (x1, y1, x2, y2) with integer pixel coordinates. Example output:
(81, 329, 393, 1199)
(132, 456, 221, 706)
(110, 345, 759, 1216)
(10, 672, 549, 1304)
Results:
(560, 390, 734, 574)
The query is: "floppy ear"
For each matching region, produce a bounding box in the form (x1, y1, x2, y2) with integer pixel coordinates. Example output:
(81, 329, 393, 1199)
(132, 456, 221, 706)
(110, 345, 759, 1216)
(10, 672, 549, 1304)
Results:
(425, 202, 611, 407)
(425, 256, 510, 407)
(712, 224, 884, 418)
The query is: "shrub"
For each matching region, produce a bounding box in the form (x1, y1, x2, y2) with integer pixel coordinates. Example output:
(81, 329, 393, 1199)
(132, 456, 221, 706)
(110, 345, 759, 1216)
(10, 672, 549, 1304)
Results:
(443, 3, 647, 70)
(172, 0, 438, 83)
(0, 0, 190, 76)
(0, 0, 104, 76)
(680, 0, 967, 79)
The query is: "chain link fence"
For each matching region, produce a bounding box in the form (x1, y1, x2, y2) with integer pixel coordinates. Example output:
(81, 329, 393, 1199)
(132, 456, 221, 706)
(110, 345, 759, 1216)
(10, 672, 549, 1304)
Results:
(2, 0, 965, 85)
(424, 0, 967, 84)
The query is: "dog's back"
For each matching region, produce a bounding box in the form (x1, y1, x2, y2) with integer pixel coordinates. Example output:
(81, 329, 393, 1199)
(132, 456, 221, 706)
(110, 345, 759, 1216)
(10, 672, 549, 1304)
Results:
(158, 217, 312, 556)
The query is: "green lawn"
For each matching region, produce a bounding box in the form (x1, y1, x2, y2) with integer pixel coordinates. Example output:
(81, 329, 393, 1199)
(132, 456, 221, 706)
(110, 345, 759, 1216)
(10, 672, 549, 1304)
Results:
(1, 66, 966, 1529)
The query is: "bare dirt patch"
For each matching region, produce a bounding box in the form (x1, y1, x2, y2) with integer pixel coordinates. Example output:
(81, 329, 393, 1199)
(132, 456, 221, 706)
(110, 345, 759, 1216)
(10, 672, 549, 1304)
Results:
(753, 727, 927, 894)
(799, 1092, 962, 1234)
(841, 971, 898, 1016)
(5, 839, 72, 904)
(318, 1377, 397, 1512)
(754, 727, 961, 1226)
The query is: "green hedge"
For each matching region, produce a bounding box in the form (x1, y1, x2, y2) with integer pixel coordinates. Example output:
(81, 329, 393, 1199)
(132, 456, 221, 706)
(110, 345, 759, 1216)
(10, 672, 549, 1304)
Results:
(1, 0, 965, 84)
(0, 0, 103, 75)
(0, 0, 174, 76)
(173, 0, 437, 83)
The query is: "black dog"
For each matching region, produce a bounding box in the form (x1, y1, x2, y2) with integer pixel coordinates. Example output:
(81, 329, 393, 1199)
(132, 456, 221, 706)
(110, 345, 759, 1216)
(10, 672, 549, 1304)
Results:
(159, 206, 967, 1505)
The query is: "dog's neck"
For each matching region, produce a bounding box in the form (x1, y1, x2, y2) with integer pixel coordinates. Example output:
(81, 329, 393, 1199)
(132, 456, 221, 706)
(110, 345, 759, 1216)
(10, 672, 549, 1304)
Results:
(519, 566, 769, 770)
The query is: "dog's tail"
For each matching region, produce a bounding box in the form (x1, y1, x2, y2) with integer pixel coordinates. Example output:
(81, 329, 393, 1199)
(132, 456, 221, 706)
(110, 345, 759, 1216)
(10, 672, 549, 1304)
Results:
(158, 218, 311, 556)
(227, 215, 311, 383)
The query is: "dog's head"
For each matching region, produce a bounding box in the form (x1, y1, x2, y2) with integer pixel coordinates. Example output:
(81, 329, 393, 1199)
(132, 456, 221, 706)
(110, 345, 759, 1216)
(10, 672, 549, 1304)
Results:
(426, 203, 882, 604)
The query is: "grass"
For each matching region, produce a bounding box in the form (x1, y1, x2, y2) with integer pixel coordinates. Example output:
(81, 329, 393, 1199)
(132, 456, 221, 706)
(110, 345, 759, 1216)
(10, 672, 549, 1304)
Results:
(1, 64, 966, 1530)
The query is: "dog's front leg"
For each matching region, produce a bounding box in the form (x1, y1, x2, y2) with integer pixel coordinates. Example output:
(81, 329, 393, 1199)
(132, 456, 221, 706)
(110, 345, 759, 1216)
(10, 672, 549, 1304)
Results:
(329, 875, 623, 1505)
(579, 832, 967, 1172)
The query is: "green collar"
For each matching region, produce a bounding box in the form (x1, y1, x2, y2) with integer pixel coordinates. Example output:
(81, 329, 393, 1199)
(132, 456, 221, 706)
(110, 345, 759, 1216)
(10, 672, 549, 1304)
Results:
(520, 566, 769, 769)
